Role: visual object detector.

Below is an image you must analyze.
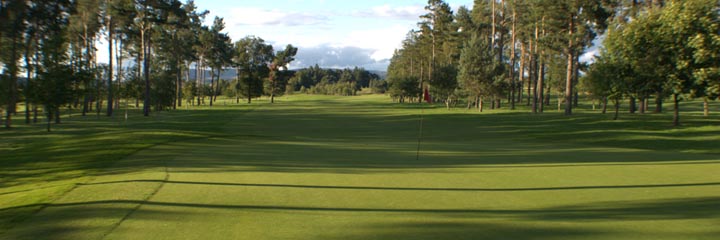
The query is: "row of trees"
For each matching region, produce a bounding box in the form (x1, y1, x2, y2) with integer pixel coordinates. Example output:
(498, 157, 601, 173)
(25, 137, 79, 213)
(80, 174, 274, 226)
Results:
(0, 0, 297, 130)
(288, 65, 382, 96)
(388, 0, 612, 112)
(585, 0, 720, 126)
(388, 0, 718, 125)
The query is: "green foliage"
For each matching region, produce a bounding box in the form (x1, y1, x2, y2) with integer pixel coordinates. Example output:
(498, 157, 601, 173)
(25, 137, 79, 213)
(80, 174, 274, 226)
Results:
(387, 76, 421, 102)
(458, 34, 503, 99)
(287, 65, 380, 96)
(369, 79, 388, 94)
(182, 81, 198, 103)
(584, 56, 630, 101)
(660, 0, 720, 99)
(234, 36, 273, 102)
(590, 0, 720, 124)
(267, 44, 298, 100)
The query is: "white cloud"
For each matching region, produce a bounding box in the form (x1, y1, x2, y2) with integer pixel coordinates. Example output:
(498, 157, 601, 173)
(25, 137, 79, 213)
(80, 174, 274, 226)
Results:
(580, 34, 606, 63)
(352, 4, 425, 21)
(291, 44, 388, 70)
(341, 25, 411, 61)
(227, 8, 329, 27)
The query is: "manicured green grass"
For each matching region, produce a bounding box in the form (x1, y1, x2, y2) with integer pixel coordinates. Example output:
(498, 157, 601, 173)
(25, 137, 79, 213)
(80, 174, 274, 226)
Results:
(1, 95, 719, 240)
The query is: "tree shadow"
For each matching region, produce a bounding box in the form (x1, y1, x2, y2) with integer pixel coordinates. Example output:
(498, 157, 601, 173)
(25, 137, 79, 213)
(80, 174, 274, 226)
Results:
(2, 196, 718, 239)
(80, 179, 720, 193)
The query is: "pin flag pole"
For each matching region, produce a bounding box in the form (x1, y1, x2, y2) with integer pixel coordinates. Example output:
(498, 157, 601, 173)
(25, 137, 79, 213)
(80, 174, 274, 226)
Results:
(416, 88, 431, 161)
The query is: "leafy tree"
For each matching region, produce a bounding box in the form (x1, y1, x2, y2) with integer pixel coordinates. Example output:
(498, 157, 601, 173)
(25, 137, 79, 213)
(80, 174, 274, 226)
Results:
(660, 0, 720, 122)
(268, 44, 298, 103)
(201, 17, 233, 106)
(234, 36, 272, 103)
(388, 76, 421, 103)
(431, 64, 458, 109)
(182, 80, 197, 105)
(585, 55, 631, 120)
(459, 34, 505, 112)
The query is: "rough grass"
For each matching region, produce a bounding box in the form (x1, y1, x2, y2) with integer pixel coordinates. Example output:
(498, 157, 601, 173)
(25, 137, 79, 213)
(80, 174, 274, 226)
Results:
(1, 95, 719, 240)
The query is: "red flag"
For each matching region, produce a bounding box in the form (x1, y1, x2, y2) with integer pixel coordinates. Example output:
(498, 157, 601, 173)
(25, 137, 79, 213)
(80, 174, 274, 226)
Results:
(424, 88, 432, 103)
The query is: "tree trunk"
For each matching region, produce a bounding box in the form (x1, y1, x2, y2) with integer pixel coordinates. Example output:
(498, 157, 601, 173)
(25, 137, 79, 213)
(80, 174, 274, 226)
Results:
(97, 72, 102, 118)
(509, 4, 516, 110)
(115, 37, 123, 110)
(55, 108, 61, 124)
(613, 98, 620, 120)
(479, 97, 483, 112)
(573, 92, 579, 108)
(602, 97, 608, 114)
(214, 69, 221, 102)
(24, 59, 31, 125)
(197, 60, 202, 105)
(46, 107, 52, 132)
(107, 19, 114, 117)
(142, 28, 151, 117)
(703, 97, 709, 117)
(672, 94, 680, 126)
(537, 61, 545, 113)
(629, 97, 636, 114)
(639, 97, 646, 114)
(564, 17, 575, 116)
(209, 68, 215, 107)
(655, 90, 663, 113)
(544, 86, 551, 106)
(573, 54, 580, 108)
(176, 61, 183, 108)
(33, 105, 38, 123)
(83, 95, 89, 116)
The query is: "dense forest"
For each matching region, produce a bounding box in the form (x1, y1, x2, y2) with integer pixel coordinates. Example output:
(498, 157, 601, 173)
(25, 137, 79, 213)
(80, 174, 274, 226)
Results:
(387, 0, 719, 126)
(287, 65, 384, 96)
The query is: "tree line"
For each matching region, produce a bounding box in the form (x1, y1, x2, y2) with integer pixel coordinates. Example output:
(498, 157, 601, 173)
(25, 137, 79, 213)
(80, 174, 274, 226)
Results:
(287, 65, 383, 96)
(0, 0, 297, 131)
(388, 0, 718, 125)
(585, 0, 720, 126)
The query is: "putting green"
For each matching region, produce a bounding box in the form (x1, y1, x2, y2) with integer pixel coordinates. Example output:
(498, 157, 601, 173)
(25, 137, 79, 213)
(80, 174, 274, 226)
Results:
(2, 95, 719, 239)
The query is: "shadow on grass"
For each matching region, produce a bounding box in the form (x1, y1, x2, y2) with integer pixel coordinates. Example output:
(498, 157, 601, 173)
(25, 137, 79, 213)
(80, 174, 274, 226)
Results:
(2, 97, 719, 239)
(3, 196, 718, 220)
(4, 197, 720, 239)
(79, 179, 720, 192)
(325, 222, 609, 240)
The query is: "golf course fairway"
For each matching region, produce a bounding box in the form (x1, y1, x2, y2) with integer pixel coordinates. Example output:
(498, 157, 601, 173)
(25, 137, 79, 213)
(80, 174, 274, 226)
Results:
(1, 95, 719, 240)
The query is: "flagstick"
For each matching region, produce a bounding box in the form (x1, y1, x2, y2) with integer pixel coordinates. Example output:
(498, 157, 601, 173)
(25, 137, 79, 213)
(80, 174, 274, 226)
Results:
(416, 104, 425, 161)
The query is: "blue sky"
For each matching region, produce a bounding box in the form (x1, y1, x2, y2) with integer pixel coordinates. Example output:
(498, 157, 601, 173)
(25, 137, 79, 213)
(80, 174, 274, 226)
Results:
(193, 0, 474, 70)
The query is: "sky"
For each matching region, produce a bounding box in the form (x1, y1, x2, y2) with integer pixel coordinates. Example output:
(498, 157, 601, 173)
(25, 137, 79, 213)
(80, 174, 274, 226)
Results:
(182, 0, 470, 71)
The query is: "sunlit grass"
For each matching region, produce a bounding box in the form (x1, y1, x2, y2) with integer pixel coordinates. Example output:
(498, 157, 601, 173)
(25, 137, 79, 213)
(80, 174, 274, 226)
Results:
(1, 94, 719, 239)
